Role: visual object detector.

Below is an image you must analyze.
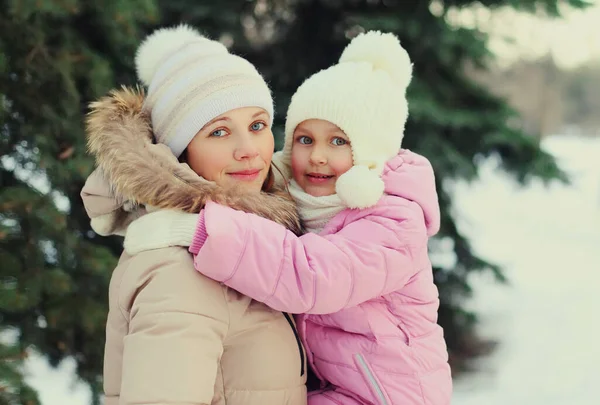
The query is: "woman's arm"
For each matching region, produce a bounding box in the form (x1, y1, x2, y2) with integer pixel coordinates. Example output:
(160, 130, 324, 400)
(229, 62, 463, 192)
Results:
(118, 253, 229, 405)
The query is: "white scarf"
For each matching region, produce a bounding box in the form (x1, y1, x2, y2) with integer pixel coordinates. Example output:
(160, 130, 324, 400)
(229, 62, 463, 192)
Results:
(288, 180, 346, 233)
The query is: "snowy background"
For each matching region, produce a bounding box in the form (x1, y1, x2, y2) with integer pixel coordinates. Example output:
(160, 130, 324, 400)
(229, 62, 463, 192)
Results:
(451, 135, 600, 404)
(21, 134, 600, 404)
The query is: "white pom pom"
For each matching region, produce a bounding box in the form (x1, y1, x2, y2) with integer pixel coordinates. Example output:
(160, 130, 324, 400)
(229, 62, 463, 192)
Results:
(339, 31, 412, 90)
(336, 165, 385, 209)
(135, 24, 205, 86)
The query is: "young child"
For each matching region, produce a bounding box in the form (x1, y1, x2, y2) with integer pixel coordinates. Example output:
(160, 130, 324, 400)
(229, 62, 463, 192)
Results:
(126, 31, 452, 405)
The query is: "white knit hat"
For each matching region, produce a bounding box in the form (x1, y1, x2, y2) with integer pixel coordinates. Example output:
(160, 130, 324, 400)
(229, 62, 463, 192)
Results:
(277, 31, 412, 209)
(135, 24, 274, 157)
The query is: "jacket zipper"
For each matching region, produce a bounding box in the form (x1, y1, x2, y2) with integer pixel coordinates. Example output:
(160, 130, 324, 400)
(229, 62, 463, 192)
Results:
(283, 312, 305, 376)
(355, 353, 388, 405)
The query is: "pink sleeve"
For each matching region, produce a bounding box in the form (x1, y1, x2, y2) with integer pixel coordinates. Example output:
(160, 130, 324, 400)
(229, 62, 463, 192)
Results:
(191, 200, 427, 315)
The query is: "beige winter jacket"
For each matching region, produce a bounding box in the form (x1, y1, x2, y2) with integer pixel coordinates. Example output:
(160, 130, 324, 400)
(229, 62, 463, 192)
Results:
(81, 88, 307, 405)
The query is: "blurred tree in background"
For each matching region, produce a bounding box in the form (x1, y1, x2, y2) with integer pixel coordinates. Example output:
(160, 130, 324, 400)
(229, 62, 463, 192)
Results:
(0, 1, 158, 403)
(470, 54, 600, 137)
(0, 0, 588, 403)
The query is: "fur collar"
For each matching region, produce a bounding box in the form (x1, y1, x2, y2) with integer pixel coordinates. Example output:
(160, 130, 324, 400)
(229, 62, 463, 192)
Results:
(85, 86, 302, 235)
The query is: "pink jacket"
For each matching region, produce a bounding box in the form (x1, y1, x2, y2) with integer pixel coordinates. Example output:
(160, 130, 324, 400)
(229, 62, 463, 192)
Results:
(190, 150, 452, 405)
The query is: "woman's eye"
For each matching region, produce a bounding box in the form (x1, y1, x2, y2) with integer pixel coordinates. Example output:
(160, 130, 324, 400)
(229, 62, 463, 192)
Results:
(210, 129, 227, 137)
(332, 137, 347, 146)
(297, 136, 312, 145)
(250, 121, 266, 131)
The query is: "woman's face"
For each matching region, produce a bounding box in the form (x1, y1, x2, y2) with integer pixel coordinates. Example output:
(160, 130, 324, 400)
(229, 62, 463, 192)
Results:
(186, 107, 274, 192)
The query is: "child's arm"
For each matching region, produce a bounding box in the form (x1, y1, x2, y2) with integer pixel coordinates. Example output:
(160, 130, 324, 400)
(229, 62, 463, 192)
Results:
(192, 199, 428, 314)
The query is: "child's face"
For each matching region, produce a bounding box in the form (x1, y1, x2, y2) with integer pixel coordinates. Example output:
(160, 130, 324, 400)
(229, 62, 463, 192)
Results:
(291, 119, 354, 197)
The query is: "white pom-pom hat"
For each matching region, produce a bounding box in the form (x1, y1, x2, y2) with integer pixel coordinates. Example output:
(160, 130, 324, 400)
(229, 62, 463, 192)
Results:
(135, 25, 274, 157)
(277, 31, 412, 209)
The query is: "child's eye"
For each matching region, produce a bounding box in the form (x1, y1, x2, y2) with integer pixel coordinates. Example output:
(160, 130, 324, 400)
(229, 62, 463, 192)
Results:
(297, 136, 312, 145)
(250, 121, 266, 131)
(210, 128, 227, 137)
(331, 137, 347, 146)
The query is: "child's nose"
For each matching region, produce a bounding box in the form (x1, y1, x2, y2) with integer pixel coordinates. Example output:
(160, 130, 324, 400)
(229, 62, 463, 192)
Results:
(309, 151, 327, 165)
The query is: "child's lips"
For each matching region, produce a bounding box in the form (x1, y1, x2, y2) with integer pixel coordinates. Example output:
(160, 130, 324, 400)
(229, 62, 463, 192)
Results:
(306, 173, 334, 184)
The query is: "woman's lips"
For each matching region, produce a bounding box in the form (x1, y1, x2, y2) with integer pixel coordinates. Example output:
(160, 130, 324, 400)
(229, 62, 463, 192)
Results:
(227, 169, 261, 181)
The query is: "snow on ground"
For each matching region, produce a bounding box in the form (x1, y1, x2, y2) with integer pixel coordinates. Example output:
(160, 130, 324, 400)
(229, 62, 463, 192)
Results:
(452, 135, 600, 404)
(24, 354, 91, 405)
(23, 135, 600, 404)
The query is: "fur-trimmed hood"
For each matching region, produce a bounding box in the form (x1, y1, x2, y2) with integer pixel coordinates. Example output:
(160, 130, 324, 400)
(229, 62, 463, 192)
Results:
(81, 86, 302, 236)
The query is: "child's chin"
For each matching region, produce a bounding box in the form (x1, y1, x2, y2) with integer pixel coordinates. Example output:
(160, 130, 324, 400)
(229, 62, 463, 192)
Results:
(306, 186, 337, 197)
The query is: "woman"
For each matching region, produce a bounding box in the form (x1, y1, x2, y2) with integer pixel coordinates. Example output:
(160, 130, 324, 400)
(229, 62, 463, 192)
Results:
(81, 25, 306, 405)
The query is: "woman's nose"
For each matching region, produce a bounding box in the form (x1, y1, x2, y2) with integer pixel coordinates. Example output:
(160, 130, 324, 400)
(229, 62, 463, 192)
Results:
(233, 132, 260, 161)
